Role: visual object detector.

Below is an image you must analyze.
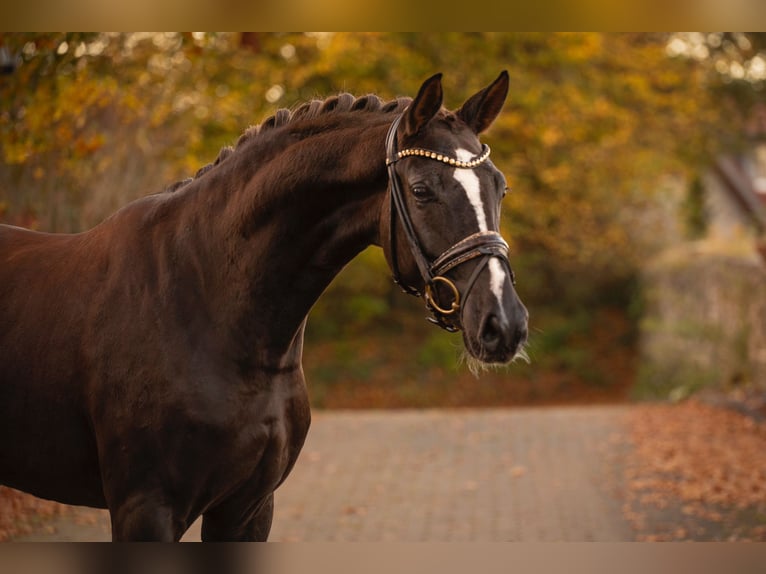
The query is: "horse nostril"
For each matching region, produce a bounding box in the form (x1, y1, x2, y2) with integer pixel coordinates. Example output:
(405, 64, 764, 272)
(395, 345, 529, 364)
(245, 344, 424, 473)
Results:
(481, 314, 506, 352)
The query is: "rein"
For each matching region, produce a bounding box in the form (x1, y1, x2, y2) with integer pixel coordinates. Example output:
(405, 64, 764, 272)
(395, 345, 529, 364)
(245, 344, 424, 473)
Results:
(385, 114, 515, 333)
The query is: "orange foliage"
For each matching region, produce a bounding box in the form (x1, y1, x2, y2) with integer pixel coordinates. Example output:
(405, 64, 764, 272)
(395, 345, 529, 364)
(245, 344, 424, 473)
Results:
(625, 400, 766, 541)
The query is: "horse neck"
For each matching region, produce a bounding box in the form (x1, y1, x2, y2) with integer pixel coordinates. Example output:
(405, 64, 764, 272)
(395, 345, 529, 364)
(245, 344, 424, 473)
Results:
(196, 115, 393, 371)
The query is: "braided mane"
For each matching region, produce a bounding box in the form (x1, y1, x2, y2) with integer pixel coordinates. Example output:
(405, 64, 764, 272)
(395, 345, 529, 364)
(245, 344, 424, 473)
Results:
(165, 93, 412, 192)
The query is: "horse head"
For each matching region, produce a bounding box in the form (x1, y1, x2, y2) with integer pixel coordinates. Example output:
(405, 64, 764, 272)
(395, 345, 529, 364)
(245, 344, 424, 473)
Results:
(382, 71, 529, 367)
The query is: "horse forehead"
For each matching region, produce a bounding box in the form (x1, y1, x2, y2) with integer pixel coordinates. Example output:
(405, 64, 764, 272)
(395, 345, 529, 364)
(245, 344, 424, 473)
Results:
(452, 148, 490, 231)
(419, 118, 478, 150)
(453, 148, 499, 187)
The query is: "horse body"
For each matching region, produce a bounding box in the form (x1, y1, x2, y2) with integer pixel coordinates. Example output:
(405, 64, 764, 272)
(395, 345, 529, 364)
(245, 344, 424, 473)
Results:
(1, 225, 105, 506)
(0, 111, 392, 540)
(0, 73, 528, 540)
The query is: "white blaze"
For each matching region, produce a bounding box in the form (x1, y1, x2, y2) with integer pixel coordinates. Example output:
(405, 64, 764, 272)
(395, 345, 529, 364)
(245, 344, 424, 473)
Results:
(453, 148, 506, 305)
(488, 257, 506, 303)
(452, 149, 488, 232)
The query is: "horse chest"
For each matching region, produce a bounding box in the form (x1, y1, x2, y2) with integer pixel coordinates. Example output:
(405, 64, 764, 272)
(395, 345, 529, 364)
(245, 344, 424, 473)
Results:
(218, 370, 312, 487)
(96, 368, 311, 509)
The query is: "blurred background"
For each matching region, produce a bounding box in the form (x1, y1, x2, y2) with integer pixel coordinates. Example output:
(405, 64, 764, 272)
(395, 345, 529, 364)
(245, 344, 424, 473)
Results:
(4, 32, 763, 408)
(1, 31, 766, 543)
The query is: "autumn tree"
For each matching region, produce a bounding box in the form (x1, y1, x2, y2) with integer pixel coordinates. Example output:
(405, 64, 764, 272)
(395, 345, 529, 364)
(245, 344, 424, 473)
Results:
(1, 33, 760, 398)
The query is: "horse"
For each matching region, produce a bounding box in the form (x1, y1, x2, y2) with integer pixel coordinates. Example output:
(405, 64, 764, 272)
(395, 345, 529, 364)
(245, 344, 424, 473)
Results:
(0, 72, 528, 541)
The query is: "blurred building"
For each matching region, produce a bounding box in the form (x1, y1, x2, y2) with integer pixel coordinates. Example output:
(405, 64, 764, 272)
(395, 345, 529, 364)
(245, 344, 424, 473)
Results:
(703, 102, 766, 260)
(638, 104, 766, 399)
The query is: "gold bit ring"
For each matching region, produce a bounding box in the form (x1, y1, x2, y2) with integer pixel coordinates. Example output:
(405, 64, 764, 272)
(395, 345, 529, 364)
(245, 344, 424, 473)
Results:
(425, 276, 460, 315)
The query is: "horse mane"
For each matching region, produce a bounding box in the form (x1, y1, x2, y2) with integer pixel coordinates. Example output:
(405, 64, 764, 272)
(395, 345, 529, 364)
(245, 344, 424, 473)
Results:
(164, 93, 413, 193)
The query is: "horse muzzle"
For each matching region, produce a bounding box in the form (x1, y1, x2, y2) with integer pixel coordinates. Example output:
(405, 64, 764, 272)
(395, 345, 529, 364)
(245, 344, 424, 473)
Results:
(460, 273, 529, 365)
(475, 304, 529, 364)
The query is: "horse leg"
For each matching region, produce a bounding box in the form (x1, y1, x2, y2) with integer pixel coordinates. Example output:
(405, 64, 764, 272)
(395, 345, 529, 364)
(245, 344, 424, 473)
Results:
(201, 492, 274, 541)
(110, 493, 181, 541)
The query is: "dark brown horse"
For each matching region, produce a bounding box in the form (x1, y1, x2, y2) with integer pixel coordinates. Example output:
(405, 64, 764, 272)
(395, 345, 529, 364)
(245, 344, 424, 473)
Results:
(0, 72, 528, 541)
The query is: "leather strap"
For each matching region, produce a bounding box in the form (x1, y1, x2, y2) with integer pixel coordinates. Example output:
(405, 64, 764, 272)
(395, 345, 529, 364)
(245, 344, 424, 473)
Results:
(431, 231, 510, 278)
(386, 114, 432, 296)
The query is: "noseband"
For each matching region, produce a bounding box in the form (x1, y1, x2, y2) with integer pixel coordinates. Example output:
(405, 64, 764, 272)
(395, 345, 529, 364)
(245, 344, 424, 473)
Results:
(385, 114, 515, 333)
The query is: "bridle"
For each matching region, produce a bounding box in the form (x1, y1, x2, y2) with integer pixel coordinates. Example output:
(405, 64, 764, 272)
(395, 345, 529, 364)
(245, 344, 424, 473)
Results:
(385, 114, 515, 333)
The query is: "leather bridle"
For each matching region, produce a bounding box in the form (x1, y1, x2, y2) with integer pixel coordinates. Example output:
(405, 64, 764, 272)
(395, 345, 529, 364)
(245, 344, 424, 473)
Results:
(385, 114, 515, 333)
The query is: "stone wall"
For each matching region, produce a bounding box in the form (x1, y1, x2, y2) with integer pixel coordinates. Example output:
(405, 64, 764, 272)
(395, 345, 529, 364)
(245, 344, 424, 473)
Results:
(638, 244, 766, 399)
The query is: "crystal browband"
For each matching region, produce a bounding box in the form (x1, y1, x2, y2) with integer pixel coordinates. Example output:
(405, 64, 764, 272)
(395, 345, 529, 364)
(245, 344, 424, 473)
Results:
(386, 143, 491, 168)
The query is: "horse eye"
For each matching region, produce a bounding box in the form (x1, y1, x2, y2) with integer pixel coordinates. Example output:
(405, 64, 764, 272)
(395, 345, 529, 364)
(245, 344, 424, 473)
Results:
(411, 185, 430, 199)
(502, 186, 510, 198)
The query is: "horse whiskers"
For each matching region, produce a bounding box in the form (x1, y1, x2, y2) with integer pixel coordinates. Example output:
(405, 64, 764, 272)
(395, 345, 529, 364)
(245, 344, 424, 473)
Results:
(514, 342, 531, 365)
(459, 350, 489, 378)
(459, 340, 531, 378)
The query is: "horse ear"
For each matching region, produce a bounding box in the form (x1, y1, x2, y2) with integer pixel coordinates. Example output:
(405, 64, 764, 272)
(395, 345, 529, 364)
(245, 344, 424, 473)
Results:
(456, 70, 509, 134)
(402, 73, 443, 138)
